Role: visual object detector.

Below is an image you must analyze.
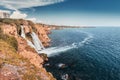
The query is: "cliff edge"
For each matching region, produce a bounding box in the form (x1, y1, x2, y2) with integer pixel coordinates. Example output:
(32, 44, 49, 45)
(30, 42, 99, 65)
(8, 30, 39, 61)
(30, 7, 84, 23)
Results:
(0, 18, 55, 80)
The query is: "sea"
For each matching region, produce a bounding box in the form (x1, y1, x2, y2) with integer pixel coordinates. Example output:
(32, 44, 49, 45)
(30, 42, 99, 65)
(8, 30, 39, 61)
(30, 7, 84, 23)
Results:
(42, 27, 120, 80)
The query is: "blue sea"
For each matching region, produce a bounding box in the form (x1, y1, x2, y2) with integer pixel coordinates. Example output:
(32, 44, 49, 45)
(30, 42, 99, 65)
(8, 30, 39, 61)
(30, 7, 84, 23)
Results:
(44, 27, 120, 80)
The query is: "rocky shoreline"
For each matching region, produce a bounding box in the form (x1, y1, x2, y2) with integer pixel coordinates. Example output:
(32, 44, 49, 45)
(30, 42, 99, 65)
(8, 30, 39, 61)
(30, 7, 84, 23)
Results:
(0, 18, 56, 80)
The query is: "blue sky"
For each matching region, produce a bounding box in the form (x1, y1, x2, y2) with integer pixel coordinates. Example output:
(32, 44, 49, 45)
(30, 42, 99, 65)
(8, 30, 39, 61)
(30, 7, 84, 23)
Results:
(0, 0, 120, 26)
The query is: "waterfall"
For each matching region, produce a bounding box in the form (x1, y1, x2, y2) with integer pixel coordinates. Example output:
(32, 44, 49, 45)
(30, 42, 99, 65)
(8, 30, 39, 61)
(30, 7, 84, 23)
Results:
(31, 32, 45, 53)
(20, 25, 45, 53)
(27, 40, 35, 48)
(20, 25, 26, 38)
(20, 25, 35, 48)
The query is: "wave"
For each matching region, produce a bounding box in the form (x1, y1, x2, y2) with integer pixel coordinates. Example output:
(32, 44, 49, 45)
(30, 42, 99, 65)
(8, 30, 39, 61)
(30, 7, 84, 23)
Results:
(39, 31, 94, 57)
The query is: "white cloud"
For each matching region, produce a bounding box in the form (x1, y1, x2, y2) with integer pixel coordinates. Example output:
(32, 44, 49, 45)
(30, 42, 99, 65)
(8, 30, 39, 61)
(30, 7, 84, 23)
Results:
(0, 0, 65, 10)
(10, 11, 27, 19)
(10, 11, 38, 22)
(0, 10, 10, 13)
(0, 0, 65, 22)
(27, 18, 37, 22)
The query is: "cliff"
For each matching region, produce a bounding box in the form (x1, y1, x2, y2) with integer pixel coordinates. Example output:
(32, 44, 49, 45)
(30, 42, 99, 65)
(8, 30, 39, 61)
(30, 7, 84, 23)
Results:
(0, 18, 55, 80)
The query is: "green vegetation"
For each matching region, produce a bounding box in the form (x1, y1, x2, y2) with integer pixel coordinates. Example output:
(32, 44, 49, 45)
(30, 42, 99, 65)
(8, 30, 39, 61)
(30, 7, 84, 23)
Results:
(0, 26, 3, 34)
(0, 40, 43, 80)
(0, 40, 24, 66)
(0, 18, 14, 24)
(0, 18, 23, 25)
(0, 27, 18, 51)
(0, 18, 55, 80)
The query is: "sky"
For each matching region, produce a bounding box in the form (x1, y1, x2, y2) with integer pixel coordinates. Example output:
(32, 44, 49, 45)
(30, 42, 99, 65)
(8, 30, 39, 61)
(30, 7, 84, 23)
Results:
(0, 0, 120, 26)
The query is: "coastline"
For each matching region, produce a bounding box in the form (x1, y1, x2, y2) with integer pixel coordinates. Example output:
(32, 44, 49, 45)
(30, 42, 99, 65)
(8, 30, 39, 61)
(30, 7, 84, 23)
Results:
(0, 18, 91, 80)
(0, 18, 56, 80)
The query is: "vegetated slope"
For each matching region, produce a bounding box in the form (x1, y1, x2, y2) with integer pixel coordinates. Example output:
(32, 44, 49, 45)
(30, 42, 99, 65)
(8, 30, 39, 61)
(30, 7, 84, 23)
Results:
(0, 18, 55, 80)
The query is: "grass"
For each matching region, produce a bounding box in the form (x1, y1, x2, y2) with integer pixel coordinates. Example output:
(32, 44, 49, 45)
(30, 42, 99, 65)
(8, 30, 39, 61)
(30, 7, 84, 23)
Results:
(0, 27, 18, 51)
(0, 40, 43, 80)
(0, 18, 55, 80)
(0, 39, 26, 65)
(0, 26, 44, 80)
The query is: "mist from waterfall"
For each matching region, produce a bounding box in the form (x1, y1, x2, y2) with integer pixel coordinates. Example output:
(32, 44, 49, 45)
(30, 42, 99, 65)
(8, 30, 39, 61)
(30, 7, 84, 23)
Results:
(20, 25, 45, 53)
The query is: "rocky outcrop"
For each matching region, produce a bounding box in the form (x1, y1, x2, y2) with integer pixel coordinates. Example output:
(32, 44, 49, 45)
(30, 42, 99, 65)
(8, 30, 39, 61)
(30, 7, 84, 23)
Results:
(2, 24, 18, 37)
(16, 37, 44, 68)
(0, 19, 56, 80)
(35, 24, 51, 47)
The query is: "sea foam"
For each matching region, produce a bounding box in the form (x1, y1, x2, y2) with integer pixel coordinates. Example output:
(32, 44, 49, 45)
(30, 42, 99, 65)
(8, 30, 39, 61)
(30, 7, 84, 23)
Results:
(39, 31, 93, 57)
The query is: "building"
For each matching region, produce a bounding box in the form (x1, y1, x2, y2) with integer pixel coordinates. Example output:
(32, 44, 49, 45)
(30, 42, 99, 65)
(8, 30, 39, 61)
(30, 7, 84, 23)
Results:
(0, 10, 10, 18)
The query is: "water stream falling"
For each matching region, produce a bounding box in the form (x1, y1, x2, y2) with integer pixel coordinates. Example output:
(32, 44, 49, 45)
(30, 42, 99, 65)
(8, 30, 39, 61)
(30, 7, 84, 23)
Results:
(20, 25, 26, 38)
(31, 32, 45, 52)
(20, 25, 45, 53)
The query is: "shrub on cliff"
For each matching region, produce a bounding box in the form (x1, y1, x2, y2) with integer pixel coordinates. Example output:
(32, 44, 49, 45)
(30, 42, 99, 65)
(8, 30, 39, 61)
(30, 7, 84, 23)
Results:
(6, 36, 18, 51)
(0, 18, 13, 24)
(0, 27, 3, 34)
(0, 18, 23, 25)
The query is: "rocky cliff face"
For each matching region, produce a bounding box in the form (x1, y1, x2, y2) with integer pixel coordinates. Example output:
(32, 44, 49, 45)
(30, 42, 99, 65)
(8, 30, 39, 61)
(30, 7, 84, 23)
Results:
(0, 19, 55, 80)
(35, 24, 51, 47)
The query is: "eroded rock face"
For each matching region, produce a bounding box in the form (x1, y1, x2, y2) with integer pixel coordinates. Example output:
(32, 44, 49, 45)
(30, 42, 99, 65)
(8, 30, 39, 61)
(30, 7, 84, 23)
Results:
(35, 24, 51, 47)
(16, 37, 44, 68)
(1, 23, 49, 68)
(0, 20, 56, 80)
(2, 24, 18, 37)
(24, 25, 31, 34)
(0, 64, 22, 80)
(0, 22, 51, 68)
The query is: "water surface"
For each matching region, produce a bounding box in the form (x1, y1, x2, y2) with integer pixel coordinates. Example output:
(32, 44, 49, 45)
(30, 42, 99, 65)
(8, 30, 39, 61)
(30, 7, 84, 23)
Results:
(44, 27, 120, 80)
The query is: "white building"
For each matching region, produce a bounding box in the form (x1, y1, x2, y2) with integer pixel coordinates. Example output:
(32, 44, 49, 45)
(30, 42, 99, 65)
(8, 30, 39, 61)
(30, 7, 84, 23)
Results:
(0, 10, 10, 18)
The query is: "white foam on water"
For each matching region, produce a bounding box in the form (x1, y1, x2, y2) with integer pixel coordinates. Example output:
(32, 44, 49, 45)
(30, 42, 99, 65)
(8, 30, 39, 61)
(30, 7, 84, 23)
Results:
(39, 46, 73, 57)
(79, 34, 93, 47)
(39, 31, 94, 57)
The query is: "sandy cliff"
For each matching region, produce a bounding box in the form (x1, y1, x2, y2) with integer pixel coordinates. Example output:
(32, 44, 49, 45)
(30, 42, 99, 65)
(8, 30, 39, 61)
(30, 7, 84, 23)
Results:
(0, 19, 55, 80)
